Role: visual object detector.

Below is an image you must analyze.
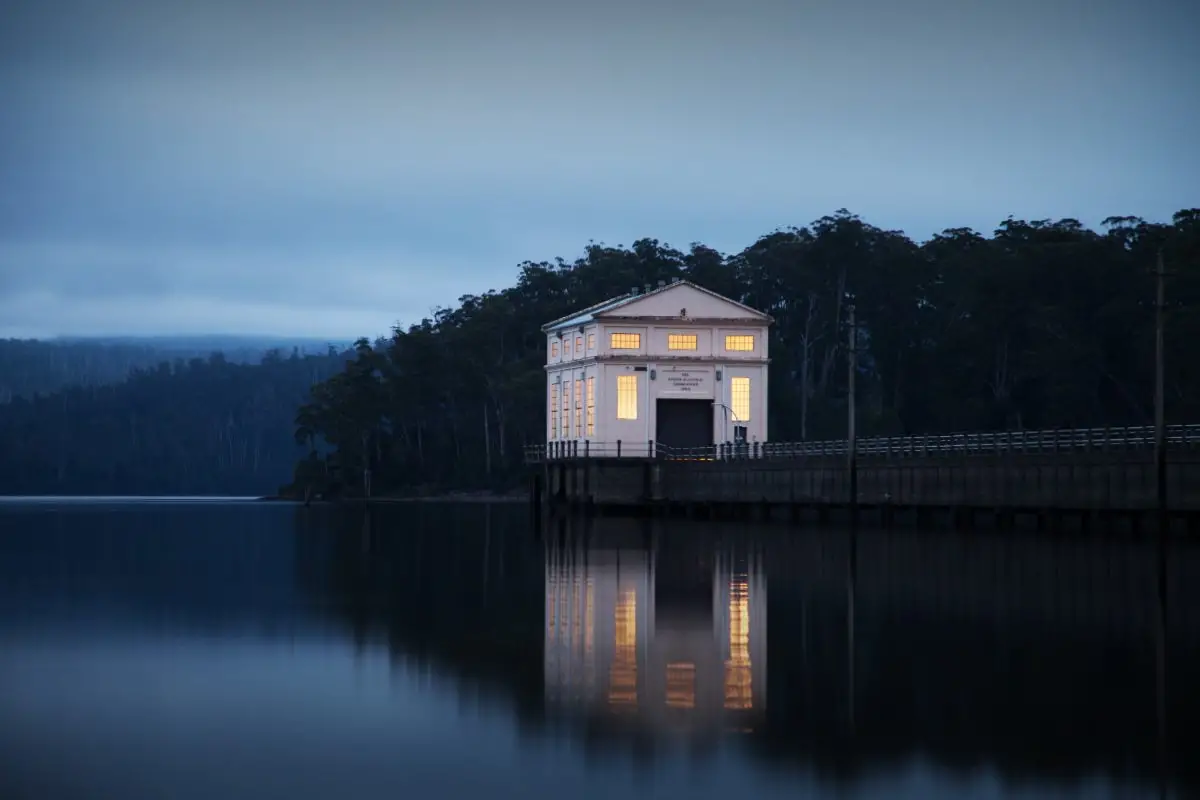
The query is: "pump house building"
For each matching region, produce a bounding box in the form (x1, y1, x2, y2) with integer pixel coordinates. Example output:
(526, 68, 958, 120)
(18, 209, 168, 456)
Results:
(543, 280, 772, 455)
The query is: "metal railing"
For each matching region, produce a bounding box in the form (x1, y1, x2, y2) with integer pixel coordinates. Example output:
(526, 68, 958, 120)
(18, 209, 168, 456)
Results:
(524, 424, 1200, 464)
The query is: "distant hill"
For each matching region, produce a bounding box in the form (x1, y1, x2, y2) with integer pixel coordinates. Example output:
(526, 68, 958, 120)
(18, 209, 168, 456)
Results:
(0, 335, 354, 402)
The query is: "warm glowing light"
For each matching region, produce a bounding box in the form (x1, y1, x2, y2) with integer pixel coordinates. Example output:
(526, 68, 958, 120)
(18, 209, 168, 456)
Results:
(575, 335, 583, 354)
(667, 333, 698, 351)
(561, 380, 570, 438)
(608, 589, 638, 708)
(574, 380, 583, 437)
(665, 662, 696, 709)
(549, 384, 558, 439)
(587, 333, 595, 350)
(724, 579, 753, 710)
(611, 332, 641, 350)
(584, 578, 595, 691)
(551, 341, 559, 358)
(586, 377, 595, 436)
(725, 335, 754, 352)
(730, 377, 751, 422)
(616, 374, 638, 420)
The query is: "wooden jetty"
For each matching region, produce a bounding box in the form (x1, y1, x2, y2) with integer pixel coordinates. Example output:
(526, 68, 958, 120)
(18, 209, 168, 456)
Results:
(526, 424, 1200, 530)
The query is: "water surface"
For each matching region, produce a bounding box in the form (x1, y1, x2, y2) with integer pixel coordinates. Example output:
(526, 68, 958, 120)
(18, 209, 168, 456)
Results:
(0, 501, 1196, 799)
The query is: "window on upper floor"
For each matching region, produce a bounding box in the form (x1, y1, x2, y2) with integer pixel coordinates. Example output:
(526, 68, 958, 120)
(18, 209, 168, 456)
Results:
(575, 335, 583, 355)
(611, 333, 640, 350)
(587, 333, 595, 350)
(725, 335, 754, 352)
(551, 341, 559, 358)
(549, 384, 558, 439)
(668, 333, 697, 351)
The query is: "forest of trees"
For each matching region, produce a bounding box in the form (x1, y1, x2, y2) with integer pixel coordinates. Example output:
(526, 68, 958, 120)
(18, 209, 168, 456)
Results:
(291, 209, 1198, 498)
(0, 348, 351, 495)
(0, 208, 1195, 497)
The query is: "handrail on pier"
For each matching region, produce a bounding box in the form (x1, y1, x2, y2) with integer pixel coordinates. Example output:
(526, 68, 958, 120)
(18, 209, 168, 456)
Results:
(523, 424, 1200, 465)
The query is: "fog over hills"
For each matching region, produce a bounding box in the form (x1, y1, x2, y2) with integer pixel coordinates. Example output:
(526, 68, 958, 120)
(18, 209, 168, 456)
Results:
(2, 334, 353, 402)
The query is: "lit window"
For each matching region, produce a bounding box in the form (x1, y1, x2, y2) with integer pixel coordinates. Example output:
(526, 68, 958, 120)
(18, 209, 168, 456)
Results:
(574, 379, 583, 438)
(561, 380, 570, 438)
(565, 338, 571, 357)
(575, 335, 583, 355)
(668, 333, 697, 351)
(611, 333, 641, 350)
(587, 333, 595, 350)
(586, 376, 595, 436)
(550, 384, 558, 439)
(725, 335, 754, 352)
(617, 374, 638, 420)
(731, 377, 751, 422)
(551, 341, 558, 358)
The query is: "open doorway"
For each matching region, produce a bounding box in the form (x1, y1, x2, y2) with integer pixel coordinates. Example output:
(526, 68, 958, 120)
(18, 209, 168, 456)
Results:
(656, 399, 713, 451)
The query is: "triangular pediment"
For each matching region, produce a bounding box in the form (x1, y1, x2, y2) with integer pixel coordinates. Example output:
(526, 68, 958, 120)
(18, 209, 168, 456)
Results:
(595, 281, 770, 322)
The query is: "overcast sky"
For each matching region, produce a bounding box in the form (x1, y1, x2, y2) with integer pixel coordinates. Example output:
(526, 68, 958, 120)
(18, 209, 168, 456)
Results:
(1, 0, 1196, 339)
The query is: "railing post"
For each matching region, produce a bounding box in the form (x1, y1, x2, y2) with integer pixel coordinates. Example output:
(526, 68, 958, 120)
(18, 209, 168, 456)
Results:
(584, 439, 590, 458)
(648, 439, 655, 459)
(616, 439, 622, 458)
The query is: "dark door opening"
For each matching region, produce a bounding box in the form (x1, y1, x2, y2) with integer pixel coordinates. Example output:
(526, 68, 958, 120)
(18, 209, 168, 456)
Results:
(656, 399, 713, 452)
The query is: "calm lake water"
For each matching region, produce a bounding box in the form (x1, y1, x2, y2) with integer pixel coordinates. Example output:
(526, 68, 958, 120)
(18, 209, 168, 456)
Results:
(1, 500, 1197, 799)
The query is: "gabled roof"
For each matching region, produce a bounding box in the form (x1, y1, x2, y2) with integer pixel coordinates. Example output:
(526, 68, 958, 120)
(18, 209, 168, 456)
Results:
(541, 280, 771, 333)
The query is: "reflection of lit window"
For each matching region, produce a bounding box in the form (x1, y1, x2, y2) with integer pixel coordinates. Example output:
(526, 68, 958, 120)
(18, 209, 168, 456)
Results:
(586, 377, 595, 436)
(611, 333, 640, 349)
(668, 333, 697, 351)
(731, 377, 751, 422)
(549, 384, 558, 439)
(666, 662, 696, 709)
(609, 589, 638, 709)
(724, 579, 752, 710)
(575, 379, 583, 438)
(617, 375, 638, 420)
(584, 579, 595, 691)
(725, 335, 754, 352)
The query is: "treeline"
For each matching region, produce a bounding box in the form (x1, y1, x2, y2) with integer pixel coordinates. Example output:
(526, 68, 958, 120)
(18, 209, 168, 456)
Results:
(293, 209, 1199, 498)
(0, 336, 346, 401)
(0, 349, 351, 495)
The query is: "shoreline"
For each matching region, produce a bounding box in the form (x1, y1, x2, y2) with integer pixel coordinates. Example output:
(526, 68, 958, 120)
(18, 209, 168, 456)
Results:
(258, 492, 525, 504)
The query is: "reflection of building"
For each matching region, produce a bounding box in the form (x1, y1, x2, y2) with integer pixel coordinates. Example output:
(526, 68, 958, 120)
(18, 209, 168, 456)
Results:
(544, 539, 766, 733)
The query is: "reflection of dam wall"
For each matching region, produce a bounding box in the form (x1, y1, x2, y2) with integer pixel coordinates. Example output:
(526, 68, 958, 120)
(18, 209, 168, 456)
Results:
(544, 538, 767, 731)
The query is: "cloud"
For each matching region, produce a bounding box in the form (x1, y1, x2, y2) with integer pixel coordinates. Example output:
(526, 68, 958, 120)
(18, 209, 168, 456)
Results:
(0, 0, 1197, 337)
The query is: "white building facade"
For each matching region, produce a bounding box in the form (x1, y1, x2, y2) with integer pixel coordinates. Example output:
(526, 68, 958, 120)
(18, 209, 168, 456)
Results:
(543, 280, 772, 455)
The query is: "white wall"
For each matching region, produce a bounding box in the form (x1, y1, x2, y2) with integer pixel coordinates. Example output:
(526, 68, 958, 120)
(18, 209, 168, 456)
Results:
(545, 282, 771, 451)
(547, 345, 770, 449)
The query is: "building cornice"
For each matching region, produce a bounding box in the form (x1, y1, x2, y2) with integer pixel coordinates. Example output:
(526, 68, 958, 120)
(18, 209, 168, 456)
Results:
(545, 354, 770, 371)
(597, 316, 771, 327)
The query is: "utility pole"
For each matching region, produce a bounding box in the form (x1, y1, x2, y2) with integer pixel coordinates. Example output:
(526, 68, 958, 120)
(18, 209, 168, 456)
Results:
(1154, 247, 1167, 539)
(847, 302, 858, 524)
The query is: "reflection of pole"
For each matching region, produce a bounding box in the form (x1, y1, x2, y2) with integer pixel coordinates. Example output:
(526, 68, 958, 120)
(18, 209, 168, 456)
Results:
(1156, 531, 1168, 799)
(846, 529, 857, 733)
(847, 304, 858, 524)
(1154, 248, 1167, 539)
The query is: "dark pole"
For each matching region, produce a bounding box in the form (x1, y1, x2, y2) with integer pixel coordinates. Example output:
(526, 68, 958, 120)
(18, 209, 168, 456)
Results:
(1154, 247, 1167, 538)
(848, 302, 858, 525)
